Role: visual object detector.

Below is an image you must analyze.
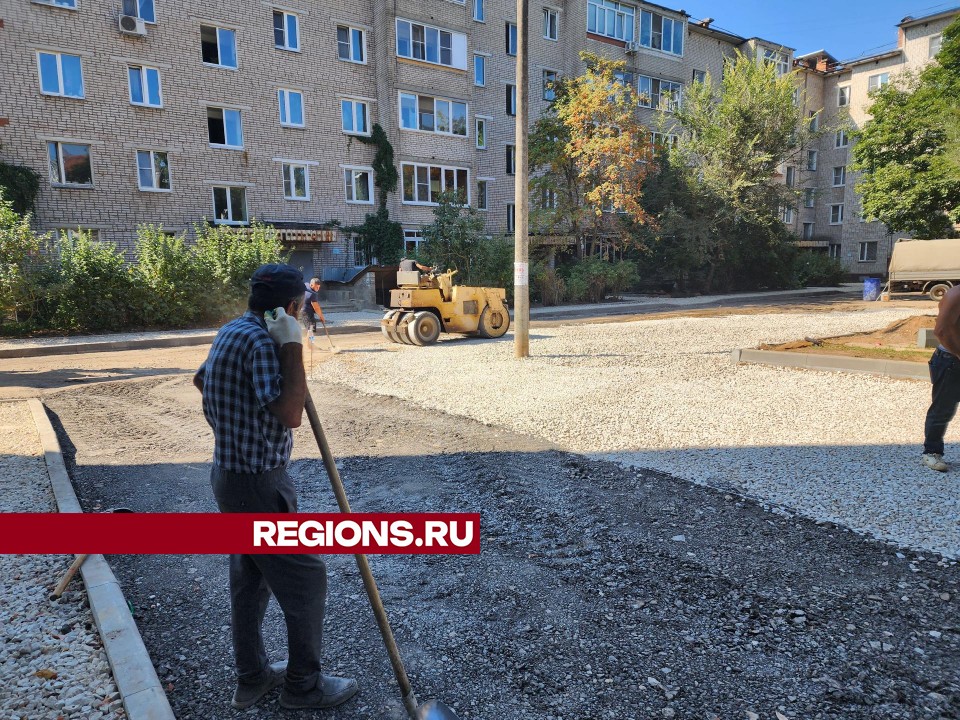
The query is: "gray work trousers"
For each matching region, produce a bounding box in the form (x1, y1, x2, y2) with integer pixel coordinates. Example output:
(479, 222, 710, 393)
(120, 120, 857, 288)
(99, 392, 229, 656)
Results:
(210, 465, 327, 693)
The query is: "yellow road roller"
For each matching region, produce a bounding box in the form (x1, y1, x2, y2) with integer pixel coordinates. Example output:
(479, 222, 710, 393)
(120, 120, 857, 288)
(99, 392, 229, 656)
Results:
(381, 269, 510, 345)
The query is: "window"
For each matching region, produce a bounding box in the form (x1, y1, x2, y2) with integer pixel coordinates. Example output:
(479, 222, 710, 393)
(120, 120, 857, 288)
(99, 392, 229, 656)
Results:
(396, 19, 467, 70)
(543, 70, 557, 101)
(477, 179, 488, 209)
(506, 144, 515, 174)
(542, 188, 558, 209)
(341, 99, 369, 135)
(639, 9, 683, 55)
(136, 150, 170, 191)
(506, 84, 516, 115)
(867, 73, 889, 92)
(280, 163, 309, 200)
(474, 55, 486, 86)
(832, 166, 846, 186)
(399, 92, 468, 136)
(401, 162, 469, 204)
(344, 167, 373, 204)
(47, 142, 91, 186)
(476, 117, 487, 148)
(784, 166, 795, 188)
(212, 186, 247, 224)
(473, 0, 485, 22)
(59, 228, 100, 242)
(792, 87, 801, 106)
(278, 89, 304, 127)
(506, 22, 517, 55)
(781, 206, 794, 224)
(808, 110, 818, 132)
(201, 25, 238, 68)
(273, 10, 300, 51)
(930, 34, 942, 59)
(207, 107, 243, 148)
(337, 25, 365, 63)
(837, 86, 850, 107)
(37, 0, 76, 7)
(404, 229, 423, 254)
(128, 65, 161, 107)
(804, 187, 815, 208)
(806, 150, 817, 171)
(650, 132, 679, 151)
(835, 129, 848, 148)
(802, 222, 814, 239)
(587, 0, 634, 42)
(762, 48, 790, 77)
(507, 203, 515, 232)
(637, 76, 681, 111)
(828, 244, 841, 259)
(37, 52, 84, 98)
(692, 69, 706, 84)
(543, 8, 558, 40)
(859, 241, 877, 262)
(830, 203, 844, 225)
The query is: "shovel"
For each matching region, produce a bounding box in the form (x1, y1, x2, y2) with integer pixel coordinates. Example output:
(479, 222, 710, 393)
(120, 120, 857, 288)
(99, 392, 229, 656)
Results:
(303, 390, 460, 720)
(318, 318, 340, 354)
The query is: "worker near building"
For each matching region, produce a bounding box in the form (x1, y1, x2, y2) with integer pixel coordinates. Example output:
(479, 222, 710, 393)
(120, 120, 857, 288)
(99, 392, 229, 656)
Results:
(193, 264, 358, 711)
(302, 277, 325, 332)
(399, 257, 433, 274)
(923, 284, 960, 472)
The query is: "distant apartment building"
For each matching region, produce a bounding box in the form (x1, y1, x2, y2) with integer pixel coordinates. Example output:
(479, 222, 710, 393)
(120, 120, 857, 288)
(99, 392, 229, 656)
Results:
(0, 0, 955, 277)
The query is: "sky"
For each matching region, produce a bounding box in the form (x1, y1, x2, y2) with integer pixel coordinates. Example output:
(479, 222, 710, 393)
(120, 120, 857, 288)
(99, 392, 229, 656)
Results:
(675, 0, 958, 60)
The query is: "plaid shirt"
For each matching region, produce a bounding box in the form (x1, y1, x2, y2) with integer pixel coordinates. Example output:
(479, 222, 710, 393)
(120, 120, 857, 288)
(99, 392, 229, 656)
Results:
(195, 312, 292, 474)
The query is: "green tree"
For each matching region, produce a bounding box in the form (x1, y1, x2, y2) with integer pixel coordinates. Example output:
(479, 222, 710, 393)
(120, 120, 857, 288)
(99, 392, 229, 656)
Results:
(419, 191, 487, 282)
(0, 147, 42, 217)
(344, 207, 404, 265)
(852, 16, 960, 238)
(0, 192, 47, 323)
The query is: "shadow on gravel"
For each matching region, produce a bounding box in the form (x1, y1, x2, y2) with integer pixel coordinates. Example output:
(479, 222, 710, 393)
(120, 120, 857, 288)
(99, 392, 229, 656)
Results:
(0, 365, 189, 392)
(44, 413, 960, 720)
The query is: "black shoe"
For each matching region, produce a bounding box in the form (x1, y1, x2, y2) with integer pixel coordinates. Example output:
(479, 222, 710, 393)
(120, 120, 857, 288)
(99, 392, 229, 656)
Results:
(232, 661, 287, 709)
(279, 674, 358, 710)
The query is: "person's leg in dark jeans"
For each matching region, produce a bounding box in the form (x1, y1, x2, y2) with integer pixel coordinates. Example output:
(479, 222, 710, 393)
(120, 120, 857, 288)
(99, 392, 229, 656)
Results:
(924, 349, 960, 467)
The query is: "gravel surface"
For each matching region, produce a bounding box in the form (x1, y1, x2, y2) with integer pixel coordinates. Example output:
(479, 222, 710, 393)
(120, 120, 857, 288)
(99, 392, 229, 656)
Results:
(318, 307, 960, 558)
(45, 377, 960, 719)
(0, 401, 124, 720)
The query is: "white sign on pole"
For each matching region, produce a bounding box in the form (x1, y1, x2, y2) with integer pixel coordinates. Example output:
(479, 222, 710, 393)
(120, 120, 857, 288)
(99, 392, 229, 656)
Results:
(514, 261, 529, 286)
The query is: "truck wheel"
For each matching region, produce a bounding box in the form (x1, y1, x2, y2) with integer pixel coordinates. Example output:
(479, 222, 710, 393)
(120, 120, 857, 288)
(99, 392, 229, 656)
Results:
(477, 305, 510, 339)
(929, 283, 951, 302)
(381, 310, 399, 343)
(408, 311, 441, 346)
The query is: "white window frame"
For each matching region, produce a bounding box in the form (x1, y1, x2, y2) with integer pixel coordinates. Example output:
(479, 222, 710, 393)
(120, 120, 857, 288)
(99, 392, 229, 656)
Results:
(543, 69, 558, 101)
(828, 243, 841, 259)
(637, 75, 682, 112)
(543, 7, 559, 40)
(867, 72, 889, 92)
(36, 51, 84, 99)
(506, 144, 515, 175)
(476, 178, 491, 210)
(207, 106, 244, 149)
(784, 165, 795, 188)
(507, 84, 517, 115)
(832, 166, 846, 187)
(930, 34, 942, 59)
(781, 206, 794, 224)
(128, 65, 162, 107)
(211, 185, 247, 225)
(808, 111, 819, 132)
(125, 0, 156, 23)
(830, 203, 844, 225)
(507, 202, 515, 232)
(835, 129, 848, 148)
(803, 187, 815, 208)
(281, 162, 310, 201)
(200, 25, 238, 69)
(404, 228, 424, 254)
(587, 0, 635, 42)
(47, 141, 93, 187)
(278, 89, 305, 128)
(473, 0, 485, 22)
(639, 8, 683, 56)
(807, 150, 818, 171)
(343, 166, 374, 205)
(400, 162, 470, 205)
(506, 22, 518, 55)
(395, 18, 468, 70)
(136, 149, 171, 192)
(858, 241, 877, 263)
(475, 117, 487, 149)
(762, 48, 789, 77)
(337, 25, 366, 64)
(399, 91, 469, 137)
(340, 98, 370, 136)
(35, 0, 77, 8)
(802, 222, 814, 239)
(474, 54, 486, 86)
(273, 10, 300, 52)
(837, 85, 850, 107)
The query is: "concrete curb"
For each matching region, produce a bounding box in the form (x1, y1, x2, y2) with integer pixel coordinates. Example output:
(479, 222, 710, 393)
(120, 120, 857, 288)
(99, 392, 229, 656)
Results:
(26, 398, 176, 720)
(0, 322, 380, 359)
(732, 348, 930, 380)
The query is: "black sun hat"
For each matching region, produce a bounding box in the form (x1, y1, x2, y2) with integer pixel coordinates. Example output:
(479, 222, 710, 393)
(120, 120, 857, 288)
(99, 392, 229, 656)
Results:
(249, 264, 304, 298)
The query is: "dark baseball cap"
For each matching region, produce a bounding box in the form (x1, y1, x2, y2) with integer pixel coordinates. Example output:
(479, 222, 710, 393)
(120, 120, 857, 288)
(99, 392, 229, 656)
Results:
(249, 264, 304, 297)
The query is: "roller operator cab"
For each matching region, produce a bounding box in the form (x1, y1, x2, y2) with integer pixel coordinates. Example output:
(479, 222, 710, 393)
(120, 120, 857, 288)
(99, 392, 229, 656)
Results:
(381, 269, 510, 345)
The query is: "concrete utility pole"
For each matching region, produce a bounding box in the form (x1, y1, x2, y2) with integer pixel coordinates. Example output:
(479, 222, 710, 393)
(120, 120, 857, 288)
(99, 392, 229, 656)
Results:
(513, 0, 530, 358)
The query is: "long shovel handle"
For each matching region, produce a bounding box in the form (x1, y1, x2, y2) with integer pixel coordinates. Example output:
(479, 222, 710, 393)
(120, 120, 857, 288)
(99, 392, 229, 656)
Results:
(303, 391, 420, 719)
(319, 319, 337, 352)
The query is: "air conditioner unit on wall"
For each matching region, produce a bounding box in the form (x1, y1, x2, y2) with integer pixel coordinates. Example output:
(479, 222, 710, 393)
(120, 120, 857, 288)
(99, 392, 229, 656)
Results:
(118, 14, 147, 36)
(625, 40, 640, 54)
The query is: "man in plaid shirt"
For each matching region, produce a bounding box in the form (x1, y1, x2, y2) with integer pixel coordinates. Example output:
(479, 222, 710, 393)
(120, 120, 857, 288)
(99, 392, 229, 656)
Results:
(194, 264, 357, 711)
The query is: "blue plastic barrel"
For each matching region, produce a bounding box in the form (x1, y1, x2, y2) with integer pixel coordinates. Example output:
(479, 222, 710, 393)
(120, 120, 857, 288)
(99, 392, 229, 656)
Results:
(863, 277, 881, 301)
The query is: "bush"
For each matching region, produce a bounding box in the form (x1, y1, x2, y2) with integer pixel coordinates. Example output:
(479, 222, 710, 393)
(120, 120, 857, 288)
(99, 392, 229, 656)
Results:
(131, 225, 208, 327)
(194, 221, 287, 290)
(792, 250, 846, 287)
(471, 236, 514, 297)
(565, 258, 640, 303)
(533, 262, 567, 306)
(0, 193, 47, 324)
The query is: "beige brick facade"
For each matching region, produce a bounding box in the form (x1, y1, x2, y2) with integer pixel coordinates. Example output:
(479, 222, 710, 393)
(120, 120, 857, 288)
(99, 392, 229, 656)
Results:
(0, 0, 954, 276)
